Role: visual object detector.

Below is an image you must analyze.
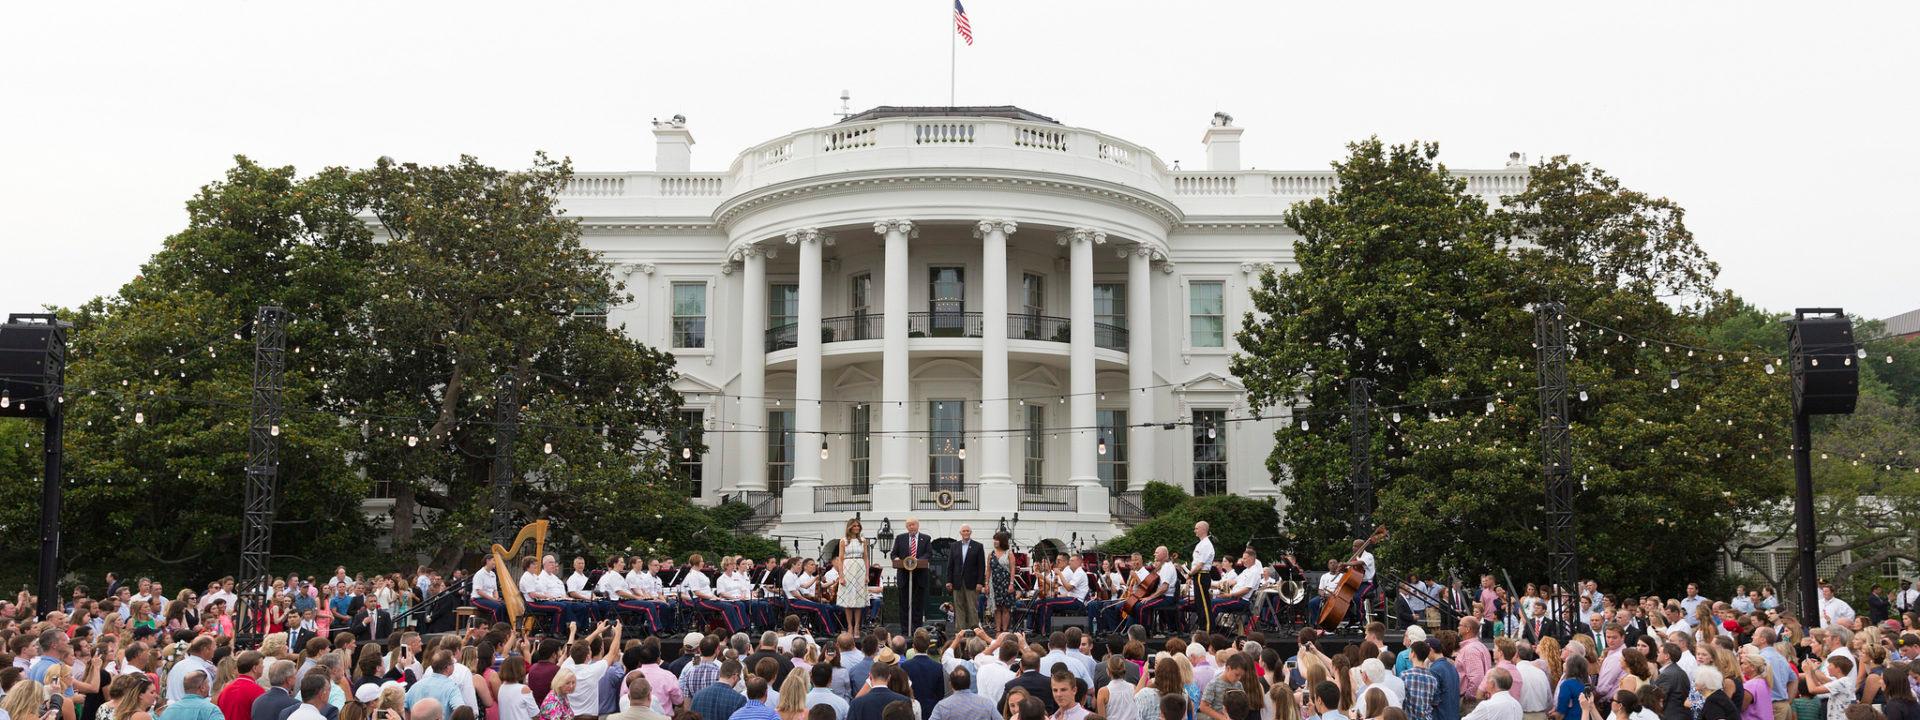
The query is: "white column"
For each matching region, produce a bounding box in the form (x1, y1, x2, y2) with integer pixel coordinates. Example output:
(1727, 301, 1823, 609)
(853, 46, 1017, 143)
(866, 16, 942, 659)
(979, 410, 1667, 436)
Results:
(1060, 228, 1106, 511)
(786, 229, 831, 508)
(976, 220, 1019, 510)
(735, 244, 768, 492)
(873, 219, 916, 513)
(1125, 245, 1158, 491)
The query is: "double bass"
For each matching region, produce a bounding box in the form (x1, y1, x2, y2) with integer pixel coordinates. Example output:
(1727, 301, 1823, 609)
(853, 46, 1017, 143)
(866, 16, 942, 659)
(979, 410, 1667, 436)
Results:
(1314, 525, 1388, 631)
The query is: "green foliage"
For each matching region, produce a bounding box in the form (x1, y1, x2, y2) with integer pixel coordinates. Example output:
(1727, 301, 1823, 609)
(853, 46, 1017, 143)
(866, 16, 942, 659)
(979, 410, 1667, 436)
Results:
(1141, 481, 1190, 517)
(1102, 494, 1283, 560)
(1231, 141, 1784, 594)
(0, 155, 771, 589)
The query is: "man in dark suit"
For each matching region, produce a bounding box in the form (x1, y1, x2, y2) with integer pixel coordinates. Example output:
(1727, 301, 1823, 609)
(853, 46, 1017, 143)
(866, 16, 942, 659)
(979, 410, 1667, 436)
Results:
(1521, 605, 1558, 644)
(901, 632, 947, 720)
(1654, 643, 1691, 720)
(1003, 650, 1055, 713)
(891, 517, 933, 631)
(252, 660, 300, 720)
(945, 524, 987, 631)
(849, 662, 912, 720)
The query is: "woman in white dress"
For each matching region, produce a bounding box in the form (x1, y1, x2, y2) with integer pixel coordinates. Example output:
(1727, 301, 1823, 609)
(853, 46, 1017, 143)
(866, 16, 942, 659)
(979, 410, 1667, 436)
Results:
(836, 518, 871, 633)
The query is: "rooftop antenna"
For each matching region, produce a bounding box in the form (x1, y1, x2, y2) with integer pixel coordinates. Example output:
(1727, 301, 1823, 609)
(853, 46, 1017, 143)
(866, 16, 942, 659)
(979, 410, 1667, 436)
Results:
(836, 89, 853, 120)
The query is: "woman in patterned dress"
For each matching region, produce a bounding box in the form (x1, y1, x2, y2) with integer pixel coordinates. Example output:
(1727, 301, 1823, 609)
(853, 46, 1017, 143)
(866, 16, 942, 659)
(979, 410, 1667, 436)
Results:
(836, 518, 871, 633)
(990, 531, 1016, 633)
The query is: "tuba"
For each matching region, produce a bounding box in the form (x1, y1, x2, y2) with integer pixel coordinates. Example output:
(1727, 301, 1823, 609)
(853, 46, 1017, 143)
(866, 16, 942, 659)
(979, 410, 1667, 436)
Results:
(489, 520, 548, 632)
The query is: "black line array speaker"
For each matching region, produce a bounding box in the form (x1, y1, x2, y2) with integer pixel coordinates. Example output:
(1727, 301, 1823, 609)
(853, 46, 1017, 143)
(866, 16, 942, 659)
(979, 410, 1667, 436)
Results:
(0, 314, 67, 419)
(1789, 310, 1859, 416)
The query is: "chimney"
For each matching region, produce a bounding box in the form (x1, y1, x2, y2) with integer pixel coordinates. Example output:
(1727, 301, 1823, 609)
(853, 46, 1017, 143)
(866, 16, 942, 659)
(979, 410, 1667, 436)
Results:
(653, 114, 694, 172)
(1201, 111, 1243, 171)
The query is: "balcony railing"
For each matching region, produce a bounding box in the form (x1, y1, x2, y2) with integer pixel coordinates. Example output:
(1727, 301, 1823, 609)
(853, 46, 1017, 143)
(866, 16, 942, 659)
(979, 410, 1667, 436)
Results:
(813, 484, 872, 513)
(1109, 490, 1149, 525)
(766, 314, 883, 352)
(914, 484, 979, 510)
(1018, 484, 1079, 512)
(767, 313, 1128, 352)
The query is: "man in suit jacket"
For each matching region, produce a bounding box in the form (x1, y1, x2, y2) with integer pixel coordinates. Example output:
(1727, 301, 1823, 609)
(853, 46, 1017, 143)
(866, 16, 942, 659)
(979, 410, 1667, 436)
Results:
(1654, 644, 1691, 720)
(252, 660, 300, 720)
(945, 524, 987, 631)
(901, 634, 948, 720)
(849, 663, 913, 720)
(1521, 605, 1558, 644)
(891, 517, 933, 631)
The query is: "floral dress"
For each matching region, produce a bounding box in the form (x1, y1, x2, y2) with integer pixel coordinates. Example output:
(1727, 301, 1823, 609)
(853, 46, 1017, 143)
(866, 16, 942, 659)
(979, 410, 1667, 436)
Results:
(536, 692, 573, 720)
(990, 551, 1015, 609)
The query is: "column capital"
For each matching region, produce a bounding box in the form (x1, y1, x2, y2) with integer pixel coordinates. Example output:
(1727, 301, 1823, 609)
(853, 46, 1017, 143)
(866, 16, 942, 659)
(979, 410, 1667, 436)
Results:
(1116, 245, 1164, 262)
(784, 227, 834, 247)
(973, 219, 1019, 238)
(872, 219, 918, 237)
(1159, 260, 1177, 274)
(618, 262, 656, 278)
(730, 241, 778, 263)
(1240, 260, 1274, 275)
(1055, 227, 1108, 246)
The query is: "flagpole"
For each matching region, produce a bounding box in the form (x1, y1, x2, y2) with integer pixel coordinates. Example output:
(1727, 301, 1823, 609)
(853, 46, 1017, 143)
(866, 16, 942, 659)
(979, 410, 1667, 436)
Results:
(949, 2, 956, 106)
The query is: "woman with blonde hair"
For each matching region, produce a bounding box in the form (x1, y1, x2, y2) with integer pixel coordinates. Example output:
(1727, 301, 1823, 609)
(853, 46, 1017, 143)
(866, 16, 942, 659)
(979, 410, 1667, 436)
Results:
(42, 665, 81, 720)
(538, 668, 576, 720)
(835, 517, 872, 636)
(3, 681, 52, 720)
(100, 672, 159, 720)
(776, 667, 811, 720)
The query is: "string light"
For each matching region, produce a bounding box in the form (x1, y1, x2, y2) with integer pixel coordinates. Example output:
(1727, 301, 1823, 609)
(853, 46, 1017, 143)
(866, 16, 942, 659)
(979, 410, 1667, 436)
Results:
(0, 389, 9, 409)
(956, 442, 967, 460)
(819, 441, 830, 460)
(543, 441, 553, 454)
(269, 424, 280, 436)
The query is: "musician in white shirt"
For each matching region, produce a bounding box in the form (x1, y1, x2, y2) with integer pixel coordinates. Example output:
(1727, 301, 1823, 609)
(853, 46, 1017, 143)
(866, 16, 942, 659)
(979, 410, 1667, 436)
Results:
(1087, 556, 1133, 635)
(616, 557, 675, 634)
(682, 554, 749, 633)
(1032, 554, 1089, 634)
(471, 563, 506, 623)
(1190, 521, 1218, 633)
(1200, 555, 1260, 631)
(520, 555, 578, 631)
(785, 558, 843, 635)
(565, 556, 614, 623)
(1133, 546, 1183, 635)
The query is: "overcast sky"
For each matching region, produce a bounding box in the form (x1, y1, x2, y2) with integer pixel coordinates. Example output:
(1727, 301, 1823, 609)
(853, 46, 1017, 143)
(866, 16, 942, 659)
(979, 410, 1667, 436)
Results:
(3, 1, 1914, 320)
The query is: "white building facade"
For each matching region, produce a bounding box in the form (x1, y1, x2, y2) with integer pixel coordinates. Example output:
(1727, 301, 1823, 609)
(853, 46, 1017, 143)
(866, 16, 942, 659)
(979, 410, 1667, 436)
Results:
(566, 107, 1528, 547)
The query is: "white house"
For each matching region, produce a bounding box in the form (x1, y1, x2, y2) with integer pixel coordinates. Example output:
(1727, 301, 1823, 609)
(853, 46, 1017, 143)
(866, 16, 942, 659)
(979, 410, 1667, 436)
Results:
(564, 106, 1528, 550)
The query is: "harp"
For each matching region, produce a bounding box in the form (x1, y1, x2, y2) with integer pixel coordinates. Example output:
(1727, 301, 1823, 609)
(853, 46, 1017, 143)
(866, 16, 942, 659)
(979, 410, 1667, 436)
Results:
(489, 520, 549, 630)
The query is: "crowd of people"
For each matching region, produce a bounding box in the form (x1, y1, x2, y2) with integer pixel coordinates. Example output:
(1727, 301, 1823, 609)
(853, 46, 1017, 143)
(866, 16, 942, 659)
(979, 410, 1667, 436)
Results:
(7, 522, 1920, 720)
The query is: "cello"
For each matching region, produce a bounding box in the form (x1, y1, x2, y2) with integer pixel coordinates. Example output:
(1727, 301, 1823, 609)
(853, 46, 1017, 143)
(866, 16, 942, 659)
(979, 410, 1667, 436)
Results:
(1120, 561, 1162, 620)
(1314, 525, 1388, 631)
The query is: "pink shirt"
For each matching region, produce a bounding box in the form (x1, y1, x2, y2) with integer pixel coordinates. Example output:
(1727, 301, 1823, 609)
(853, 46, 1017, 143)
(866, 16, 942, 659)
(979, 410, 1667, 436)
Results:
(1479, 589, 1500, 620)
(1458, 639, 1492, 700)
(639, 663, 683, 714)
(1740, 676, 1771, 720)
(1492, 660, 1522, 700)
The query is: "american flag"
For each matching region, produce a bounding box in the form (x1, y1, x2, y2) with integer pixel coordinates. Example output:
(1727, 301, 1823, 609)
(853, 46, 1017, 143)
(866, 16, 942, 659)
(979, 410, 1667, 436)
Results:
(954, 0, 973, 45)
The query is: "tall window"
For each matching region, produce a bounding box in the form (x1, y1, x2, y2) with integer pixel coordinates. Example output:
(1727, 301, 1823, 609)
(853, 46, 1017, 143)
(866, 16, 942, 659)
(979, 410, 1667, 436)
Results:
(1021, 273, 1046, 339)
(768, 283, 798, 350)
(1094, 284, 1126, 328)
(849, 404, 872, 495)
(929, 399, 965, 493)
(1024, 405, 1046, 494)
(679, 410, 705, 497)
(850, 273, 873, 340)
(1189, 281, 1224, 348)
(671, 282, 707, 348)
(1192, 409, 1226, 496)
(930, 267, 966, 334)
(767, 409, 794, 493)
(1097, 409, 1128, 492)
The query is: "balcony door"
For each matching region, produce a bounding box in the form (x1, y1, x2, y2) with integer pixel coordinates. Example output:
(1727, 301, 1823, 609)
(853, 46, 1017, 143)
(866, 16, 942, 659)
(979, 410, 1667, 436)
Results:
(929, 266, 966, 335)
(849, 273, 873, 340)
(1020, 273, 1045, 339)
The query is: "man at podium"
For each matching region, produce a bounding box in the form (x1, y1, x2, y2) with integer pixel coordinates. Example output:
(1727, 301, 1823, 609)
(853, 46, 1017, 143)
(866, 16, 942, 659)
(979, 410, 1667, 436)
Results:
(891, 517, 933, 630)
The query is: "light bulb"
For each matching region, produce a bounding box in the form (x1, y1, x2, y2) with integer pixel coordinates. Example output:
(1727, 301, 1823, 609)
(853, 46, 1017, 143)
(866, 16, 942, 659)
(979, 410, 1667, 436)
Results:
(407, 436, 418, 447)
(1300, 420, 1310, 431)
(1486, 402, 1496, 415)
(681, 446, 693, 460)
(1669, 375, 1680, 390)
(1764, 363, 1776, 375)
(1578, 390, 1589, 402)
(0, 391, 9, 408)
(270, 424, 280, 436)
(1207, 425, 1217, 440)
(543, 441, 553, 454)
(1391, 412, 1401, 423)
(1097, 438, 1108, 456)
(957, 443, 967, 460)
(820, 441, 830, 460)
(1811, 358, 1819, 367)
(135, 412, 145, 424)
(1858, 348, 1868, 359)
